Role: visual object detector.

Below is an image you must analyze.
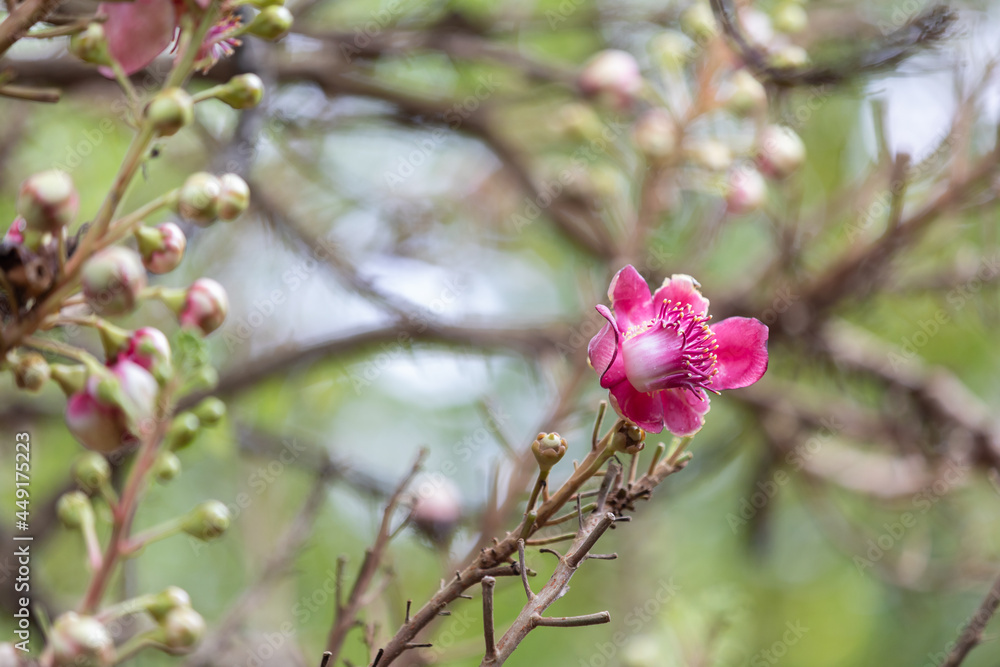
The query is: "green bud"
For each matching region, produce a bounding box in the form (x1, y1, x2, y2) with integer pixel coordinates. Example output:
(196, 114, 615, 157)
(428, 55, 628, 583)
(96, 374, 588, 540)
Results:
(771, 45, 809, 68)
(161, 606, 206, 650)
(181, 500, 231, 541)
(51, 613, 115, 667)
(247, 6, 293, 40)
(57, 491, 93, 529)
(216, 74, 265, 110)
(192, 397, 226, 426)
(531, 432, 568, 472)
(177, 172, 222, 226)
(146, 88, 194, 137)
(153, 451, 181, 482)
(13, 352, 50, 392)
(148, 586, 192, 621)
(680, 3, 717, 42)
(217, 173, 250, 221)
(649, 30, 691, 71)
(68, 23, 111, 66)
(773, 2, 808, 34)
(724, 69, 767, 117)
(611, 422, 646, 455)
(74, 453, 111, 493)
(166, 412, 201, 451)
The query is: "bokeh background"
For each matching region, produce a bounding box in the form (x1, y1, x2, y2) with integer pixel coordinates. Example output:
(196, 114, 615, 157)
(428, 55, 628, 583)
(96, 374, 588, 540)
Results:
(4, 0, 1000, 665)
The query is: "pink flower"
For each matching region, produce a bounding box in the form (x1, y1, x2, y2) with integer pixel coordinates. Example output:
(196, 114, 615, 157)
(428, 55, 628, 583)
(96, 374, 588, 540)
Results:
(588, 266, 768, 436)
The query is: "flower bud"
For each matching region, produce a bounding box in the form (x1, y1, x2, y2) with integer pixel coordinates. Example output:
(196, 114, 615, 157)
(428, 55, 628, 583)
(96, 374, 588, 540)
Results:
(13, 352, 49, 392)
(182, 500, 231, 540)
(81, 246, 148, 316)
(179, 278, 228, 335)
(17, 170, 78, 234)
(66, 361, 158, 452)
(148, 586, 191, 621)
(216, 73, 265, 109)
(632, 109, 677, 162)
(724, 69, 767, 117)
(192, 397, 226, 426)
(611, 422, 645, 455)
(649, 31, 691, 71)
(410, 476, 461, 546)
(146, 88, 194, 137)
(531, 432, 568, 471)
(771, 45, 808, 68)
(57, 491, 93, 529)
(121, 327, 172, 383)
(551, 103, 603, 143)
(4, 217, 25, 244)
(247, 6, 293, 40)
(681, 3, 718, 42)
(73, 452, 111, 493)
(578, 49, 643, 110)
(161, 606, 206, 650)
(217, 173, 250, 221)
(726, 165, 767, 213)
(755, 125, 805, 178)
(773, 2, 807, 34)
(166, 412, 201, 450)
(153, 450, 181, 482)
(135, 222, 186, 274)
(69, 23, 111, 66)
(685, 139, 731, 171)
(50, 613, 115, 667)
(177, 172, 222, 226)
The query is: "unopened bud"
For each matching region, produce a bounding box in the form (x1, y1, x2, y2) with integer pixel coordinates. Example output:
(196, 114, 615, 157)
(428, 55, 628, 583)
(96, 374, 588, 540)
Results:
(178, 278, 228, 335)
(153, 451, 181, 482)
(649, 31, 691, 71)
(192, 397, 226, 425)
(632, 109, 677, 162)
(531, 432, 568, 471)
(161, 606, 205, 650)
(50, 613, 115, 667)
(247, 6, 293, 40)
(177, 172, 222, 226)
(216, 74, 265, 109)
(13, 352, 49, 392)
(612, 422, 646, 455)
(146, 88, 194, 137)
(121, 327, 172, 384)
(81, 246, 147, 316)
(17, 170, 78, 234)
(69, 23, 111, 66)
(773, 2, 807, 34)
(167, 412, 201, 450)
(726, 165, 767, 213)
(135, 222, 186, 274)
(182, 500, 231, 540)
(148, 586, 192, 621)
(756, 125, 805, 178)
(57, 491, 93, 529)
(578, 49, 643, 110)
(724, 69, 767, 117)
(217, 173, 250, 221)
(551, 103, 603, 142)
(73, 452, 111, 493)
(681, 3, 718, 42)
(685, 139, 731, 171)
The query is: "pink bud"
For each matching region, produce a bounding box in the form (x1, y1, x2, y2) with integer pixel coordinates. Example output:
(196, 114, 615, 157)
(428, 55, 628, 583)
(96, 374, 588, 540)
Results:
(726, 166, 768, 214)
(4, 217, 25, 244)
(121, 327, 172, 381)
(65, 360, 158, 452)
(755, 125, 805, 178)
(82, 246, 148, 316)
(179, 278, 228, 335)
(50, 613, 115, 667)
(217, 174, 250, 221)
(137, 222, 186, 274)
(17, 170, 79, 233)
(579, 49, 643, 110)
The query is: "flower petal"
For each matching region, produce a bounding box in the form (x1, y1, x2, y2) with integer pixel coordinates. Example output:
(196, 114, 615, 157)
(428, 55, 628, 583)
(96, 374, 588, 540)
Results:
(608, 265, 652, 330)
(609, 380, 664, 432)
(98, 0, 177, 76)
(709, 317, 769, 390)
(588, 305, 626, 388)
(652, 274, 710, 316)
(661, 388, 710, 437)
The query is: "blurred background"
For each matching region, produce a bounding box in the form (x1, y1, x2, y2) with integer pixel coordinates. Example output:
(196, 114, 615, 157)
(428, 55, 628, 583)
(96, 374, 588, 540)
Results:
(3, 0, 1000, 665)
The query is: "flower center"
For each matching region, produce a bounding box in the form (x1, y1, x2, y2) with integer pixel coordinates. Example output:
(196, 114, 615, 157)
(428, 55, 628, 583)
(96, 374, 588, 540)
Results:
(620, 300, 719, 393)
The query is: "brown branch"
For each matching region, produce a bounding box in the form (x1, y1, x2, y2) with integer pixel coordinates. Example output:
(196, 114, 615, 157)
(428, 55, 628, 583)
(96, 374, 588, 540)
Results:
(0, 0, 63, 58)
(940, 568, 1000, 667)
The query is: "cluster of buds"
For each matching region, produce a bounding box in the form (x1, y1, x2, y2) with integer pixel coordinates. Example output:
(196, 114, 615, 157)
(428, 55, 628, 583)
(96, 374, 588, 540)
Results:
(177, 172, 250, 225)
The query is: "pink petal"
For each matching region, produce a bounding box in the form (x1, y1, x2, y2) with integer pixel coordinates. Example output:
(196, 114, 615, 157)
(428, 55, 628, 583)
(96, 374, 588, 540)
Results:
(709, 317, 769, 391)
(608, 265, 652, 330)
(588, 305, 627, 388)
(651, 274, 709, 316)
(98, 0, 177, 76)
(661, 388, 710, 437)
(609, 380, 664, 432)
